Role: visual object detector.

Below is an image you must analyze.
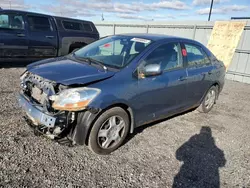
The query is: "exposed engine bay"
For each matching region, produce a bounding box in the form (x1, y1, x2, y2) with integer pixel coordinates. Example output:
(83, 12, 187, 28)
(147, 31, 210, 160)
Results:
(20, 71, 76, 140)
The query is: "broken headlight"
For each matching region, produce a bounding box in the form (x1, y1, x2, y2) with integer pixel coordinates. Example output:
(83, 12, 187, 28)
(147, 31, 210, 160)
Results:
(51, 87, 100, 111)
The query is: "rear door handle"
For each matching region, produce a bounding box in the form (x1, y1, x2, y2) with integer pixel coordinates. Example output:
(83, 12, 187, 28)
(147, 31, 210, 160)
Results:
(46, 36, 54, 38)
(17, 33, 25, 37)
(179, 76, 187, 81)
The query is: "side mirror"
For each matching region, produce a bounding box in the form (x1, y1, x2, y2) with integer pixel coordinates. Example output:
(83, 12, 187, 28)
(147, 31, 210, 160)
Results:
(143, 64, 162, 77)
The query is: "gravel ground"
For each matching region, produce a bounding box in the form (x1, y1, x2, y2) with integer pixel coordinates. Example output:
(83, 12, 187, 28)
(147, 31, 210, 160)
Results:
(0, 67, 250, 188)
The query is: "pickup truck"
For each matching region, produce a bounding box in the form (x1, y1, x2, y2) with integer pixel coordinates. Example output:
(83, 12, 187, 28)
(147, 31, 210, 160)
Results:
(0, 9, 99, 62)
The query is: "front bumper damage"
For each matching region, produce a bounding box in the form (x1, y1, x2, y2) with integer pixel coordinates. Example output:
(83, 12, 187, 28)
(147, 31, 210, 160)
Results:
(18, 93, 56, 128)
(18, 92, 100, 145)
(18, 92, 71, 140)
(18, 71, 74, 142)
(18, 71, 101, 145)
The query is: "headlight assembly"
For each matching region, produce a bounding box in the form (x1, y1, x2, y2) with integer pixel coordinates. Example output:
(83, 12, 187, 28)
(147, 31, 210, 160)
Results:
(51, 87, 100, 111)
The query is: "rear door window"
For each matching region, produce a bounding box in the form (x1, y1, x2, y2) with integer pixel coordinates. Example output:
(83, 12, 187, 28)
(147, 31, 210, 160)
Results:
(184, 43, 210, 67)
(27, 15, 53, 31)
(0, 14, 24, 29)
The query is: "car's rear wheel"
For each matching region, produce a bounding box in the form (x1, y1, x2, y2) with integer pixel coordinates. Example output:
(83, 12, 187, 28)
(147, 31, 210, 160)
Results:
(88, 107, 129, 155)
(198, 85, 218, 113)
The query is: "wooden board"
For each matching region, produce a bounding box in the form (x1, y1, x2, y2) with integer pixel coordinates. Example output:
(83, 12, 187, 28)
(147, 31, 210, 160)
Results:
(207, 21, 246, 69)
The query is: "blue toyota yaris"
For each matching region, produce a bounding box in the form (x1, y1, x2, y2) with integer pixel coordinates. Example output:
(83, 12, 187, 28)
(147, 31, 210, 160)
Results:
(18, 34, 225, 154)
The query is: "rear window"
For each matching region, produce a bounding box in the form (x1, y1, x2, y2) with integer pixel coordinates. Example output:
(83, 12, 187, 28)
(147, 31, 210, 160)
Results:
(62, 21, 81, 30)
(83, 23, 93, 32)
(62, 20, 93, 32)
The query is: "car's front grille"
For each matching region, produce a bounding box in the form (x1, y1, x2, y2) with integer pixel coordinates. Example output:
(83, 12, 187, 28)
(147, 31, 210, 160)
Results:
(30, 85, 46, 104)
(21, 72, 57, 111)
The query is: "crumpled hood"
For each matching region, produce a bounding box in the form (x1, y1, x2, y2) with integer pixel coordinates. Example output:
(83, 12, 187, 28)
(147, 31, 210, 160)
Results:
(27, 57, 116, 85)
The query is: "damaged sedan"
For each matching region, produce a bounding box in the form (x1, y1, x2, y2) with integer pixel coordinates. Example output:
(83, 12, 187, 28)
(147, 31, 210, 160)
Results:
(18, 34, 225, 154)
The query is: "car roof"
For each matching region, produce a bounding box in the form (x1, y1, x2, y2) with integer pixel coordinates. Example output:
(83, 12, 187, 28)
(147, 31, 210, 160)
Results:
(117, 33, 188, 41)
(116, 33, 204, 47)
(1, 9, 91, 23)
(1, 9, 50, 16)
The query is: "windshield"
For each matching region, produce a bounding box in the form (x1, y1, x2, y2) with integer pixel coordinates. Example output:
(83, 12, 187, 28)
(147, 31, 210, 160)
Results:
(73, 35, 152, 69)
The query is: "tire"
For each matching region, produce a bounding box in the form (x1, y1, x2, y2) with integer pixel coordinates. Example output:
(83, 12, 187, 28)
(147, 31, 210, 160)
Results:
(198, 85, 218, 113)
(88, 107, 130, 155)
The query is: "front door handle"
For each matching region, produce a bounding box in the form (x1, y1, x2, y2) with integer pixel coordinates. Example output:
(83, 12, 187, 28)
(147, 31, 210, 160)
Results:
(17, 33, 25, 37)
(179, 76, 187, 81)
(46, 36, 54, 39)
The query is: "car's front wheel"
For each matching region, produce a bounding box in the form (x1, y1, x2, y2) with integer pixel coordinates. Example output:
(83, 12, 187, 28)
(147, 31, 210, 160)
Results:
(88, 107, 130, 155)
(198, 85, 218, 113)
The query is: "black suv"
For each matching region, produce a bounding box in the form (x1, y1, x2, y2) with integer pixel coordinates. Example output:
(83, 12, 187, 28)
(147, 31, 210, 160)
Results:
(0, 9, 99, 62)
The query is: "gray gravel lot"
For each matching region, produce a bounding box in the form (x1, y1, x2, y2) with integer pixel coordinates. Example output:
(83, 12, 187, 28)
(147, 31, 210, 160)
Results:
(0, 67, 250, 188)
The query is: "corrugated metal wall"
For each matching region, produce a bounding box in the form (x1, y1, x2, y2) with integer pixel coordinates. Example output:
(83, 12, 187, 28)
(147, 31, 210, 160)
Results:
(94, 21, 250, 84)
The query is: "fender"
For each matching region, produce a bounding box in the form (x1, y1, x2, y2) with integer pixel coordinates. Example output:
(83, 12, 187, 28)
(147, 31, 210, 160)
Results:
(69, 104, 135, 145)
(70, 110, 100, 145)
(199, 83, 220, 105)
(58, 37, 97, 56)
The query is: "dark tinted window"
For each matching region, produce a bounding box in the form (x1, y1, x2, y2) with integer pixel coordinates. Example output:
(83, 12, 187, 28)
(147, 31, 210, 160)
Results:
(27, 16, 52, 31)
(0, 14, 24, 29)
(184, 43, 210, 67)
(82, 23, 93, 32)
(63, 21, 81, 30)
(62, 21, 93, 32)
(138, 42, 183, 72)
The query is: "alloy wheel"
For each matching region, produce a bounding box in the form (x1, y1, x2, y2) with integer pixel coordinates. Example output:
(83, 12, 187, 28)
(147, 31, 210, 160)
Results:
(205, 89, 216, 109)
(97, 116, 125, 149)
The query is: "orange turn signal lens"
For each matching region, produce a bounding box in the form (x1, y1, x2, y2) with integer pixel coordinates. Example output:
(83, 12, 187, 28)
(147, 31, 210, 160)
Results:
(52, 100, 90, 111)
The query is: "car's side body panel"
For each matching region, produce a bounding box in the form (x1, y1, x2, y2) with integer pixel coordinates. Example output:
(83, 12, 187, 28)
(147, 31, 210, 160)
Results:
(26, 13, 58, 58)
(88, 38, 225, 130)
(58, 36, 98, 56)
(0, 10, 29, 58)
(53, 17, 99, 56)
(180, 40, 225, 107)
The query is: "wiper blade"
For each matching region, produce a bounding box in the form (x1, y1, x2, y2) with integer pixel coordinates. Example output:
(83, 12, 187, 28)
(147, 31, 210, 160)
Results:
(85, 57, 107, 71)
(73, 54, 107, 71)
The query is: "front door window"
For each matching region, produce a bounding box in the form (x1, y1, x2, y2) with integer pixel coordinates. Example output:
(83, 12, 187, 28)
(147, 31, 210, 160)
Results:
(0, 13, 24, 30)
(137, 42, 183, 78)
